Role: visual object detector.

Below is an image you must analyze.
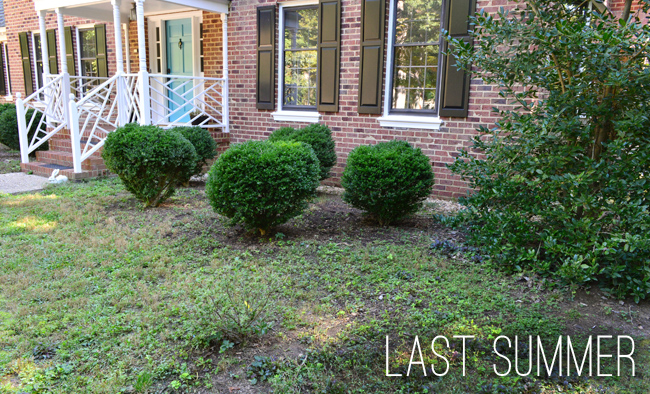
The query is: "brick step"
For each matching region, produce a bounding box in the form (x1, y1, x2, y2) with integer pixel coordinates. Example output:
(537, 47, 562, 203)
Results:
(21, 162, 109, 180)
(48, 139, 105, 155)
(35, 150, 106, 171)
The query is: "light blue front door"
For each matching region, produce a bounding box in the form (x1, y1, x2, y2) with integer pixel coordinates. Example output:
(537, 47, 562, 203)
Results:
(166, 19, 193, 123)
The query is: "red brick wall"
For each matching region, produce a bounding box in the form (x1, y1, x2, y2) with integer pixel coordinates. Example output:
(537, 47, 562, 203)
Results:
(4, 0, 123, 99)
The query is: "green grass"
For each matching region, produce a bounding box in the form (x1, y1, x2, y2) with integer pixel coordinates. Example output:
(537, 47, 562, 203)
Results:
(0, 178, 647, 393)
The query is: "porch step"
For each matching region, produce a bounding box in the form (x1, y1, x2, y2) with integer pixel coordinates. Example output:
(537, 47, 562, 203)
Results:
(21, 162, 108, 180)
(35, 150, 106, 171)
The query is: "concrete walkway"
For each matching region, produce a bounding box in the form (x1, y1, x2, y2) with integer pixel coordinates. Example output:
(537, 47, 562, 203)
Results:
(0, 172, 49, 194)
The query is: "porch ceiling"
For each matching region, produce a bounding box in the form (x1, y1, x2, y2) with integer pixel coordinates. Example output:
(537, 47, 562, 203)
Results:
(33, 0, 229, 22)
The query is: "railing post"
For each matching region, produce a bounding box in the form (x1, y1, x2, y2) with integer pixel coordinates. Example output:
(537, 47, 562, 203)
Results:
(221, 13, 229, 133)
(61, 73, 71, 129)
(138, 71, 151, 125)
(135, 0, 150, 125)
(68, 93, 83, 173)
(116, 72, 129, 126)
(16, 93, 30, 164)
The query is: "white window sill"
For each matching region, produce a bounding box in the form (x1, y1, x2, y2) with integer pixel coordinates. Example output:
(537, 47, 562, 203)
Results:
(272, 110, 321, 123)
(377, 115, 444, 130)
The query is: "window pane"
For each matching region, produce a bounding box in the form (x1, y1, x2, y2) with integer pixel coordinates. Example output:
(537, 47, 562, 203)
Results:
(34, 35, 42, 61)
(284, 8, 318, 50)
(395, 0, 442, 45)
(283, 6, 318, 108)
(80, 29, 97, 59)
(284, 49, 317, 107)
(391, 0, 441, 111)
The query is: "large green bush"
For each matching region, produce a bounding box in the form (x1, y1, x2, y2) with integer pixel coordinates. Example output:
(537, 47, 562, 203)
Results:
(341, 140, 434, 226)
(0, 106, 47, 152)
(268, 124, 337, 180)
(169, 126, 217, 182)
(447, 0, 650, 300)
(102, 123, 197, 207)
(206, 140, 320, 235)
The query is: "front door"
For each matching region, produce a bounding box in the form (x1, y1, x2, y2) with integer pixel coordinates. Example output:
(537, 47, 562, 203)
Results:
(166, 18, 193, 123)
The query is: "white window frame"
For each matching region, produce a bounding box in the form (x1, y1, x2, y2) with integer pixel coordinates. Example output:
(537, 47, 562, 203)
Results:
(30, 31, 43, 91)
(1, 42, 12, 98)
(76, 24, 97, 80)
(377, 0, 444, 130)
(272, 0, 321, 123)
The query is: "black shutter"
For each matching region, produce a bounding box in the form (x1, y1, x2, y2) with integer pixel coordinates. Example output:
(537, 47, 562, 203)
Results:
(46, 29, 59, 75)
(256, 6, 275, 110)
(0, 44, 6, 96)
(438, 0, 475, 117)
(95, 24, 109, 78)
(317, 0, 341, 112)
(19, 32, 34, 95)
(65, 27, 76, 76)
(358, 0, 385, 114)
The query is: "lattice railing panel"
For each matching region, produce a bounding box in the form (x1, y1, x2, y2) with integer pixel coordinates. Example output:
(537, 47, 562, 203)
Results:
(148, 74, 227, 129)
(19, 74, 67, 155)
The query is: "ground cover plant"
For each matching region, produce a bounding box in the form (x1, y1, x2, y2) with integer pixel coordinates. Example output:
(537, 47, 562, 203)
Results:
(0, 178, 647, 393)
(0, 143, 20, 174)
(268, 124, 337, 180)
(206, 139, 320, 235)
(342, 140, 435, 226)
(102, 123, 197, 207)
(447, 0, 650, 300)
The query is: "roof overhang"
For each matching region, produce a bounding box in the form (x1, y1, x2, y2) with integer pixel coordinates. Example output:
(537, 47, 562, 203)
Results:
(34, 0, 228, 22)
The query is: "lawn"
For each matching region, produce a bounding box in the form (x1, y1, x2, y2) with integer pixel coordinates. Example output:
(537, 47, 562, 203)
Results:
(0, 178, 648, 393)
(0, 144, 20, 174)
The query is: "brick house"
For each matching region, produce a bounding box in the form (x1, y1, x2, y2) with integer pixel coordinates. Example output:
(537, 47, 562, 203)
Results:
(3, 0, 636, 198)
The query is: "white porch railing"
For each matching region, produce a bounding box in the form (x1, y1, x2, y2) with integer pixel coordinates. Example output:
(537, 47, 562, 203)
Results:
(16, 74, 69, 163)
(17, 72, 229, 173)
(149, 75, 229, 129)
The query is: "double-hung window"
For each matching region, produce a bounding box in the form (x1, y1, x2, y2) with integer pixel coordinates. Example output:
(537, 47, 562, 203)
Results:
(32, 33, 44, 92)
(79, 28, 99, 89)
(282, 6, 318, 110)
(390, 0, 441, 112)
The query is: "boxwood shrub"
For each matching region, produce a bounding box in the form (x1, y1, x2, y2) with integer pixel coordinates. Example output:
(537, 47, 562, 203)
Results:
(341, 140, 434, 225)
(268, 124, 337, 180)
(0, 106, 47, 152)
(102, 123, 197, 207)
(206, 140, 320, 235)
(169, 126, 217, 182)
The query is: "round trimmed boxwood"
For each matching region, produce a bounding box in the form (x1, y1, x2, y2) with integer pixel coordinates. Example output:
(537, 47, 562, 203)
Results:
(206, 140, 320, 235)
(102, 123, 197, 207)
(0, 106, 47, 152)
(341, 140, 435, 226)
(268, 124, 337, 180)
(169, 126, 217, 181)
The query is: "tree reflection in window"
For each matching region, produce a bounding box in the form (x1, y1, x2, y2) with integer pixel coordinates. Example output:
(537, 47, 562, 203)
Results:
(283, 7, 318, 109)
(391, 0, 442, 111)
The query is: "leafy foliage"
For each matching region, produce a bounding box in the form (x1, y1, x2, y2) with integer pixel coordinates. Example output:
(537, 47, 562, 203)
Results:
(341, 140, 434, 225)
(447, 0, 650, 300)
(206, 140, 320, 235)
(169, 126, 217, 182)
(102, 123, 197, 207)
(0, 107, 47, 152)
(268, 124, 337, 180)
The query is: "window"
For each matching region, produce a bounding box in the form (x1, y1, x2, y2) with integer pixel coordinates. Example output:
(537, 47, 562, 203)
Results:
(282, 6, 318, 110)
(390, 0, 442, 113)
(33, 33, 44, 91)
(79, 29, 98, 79)
(0, 42, 11, 96)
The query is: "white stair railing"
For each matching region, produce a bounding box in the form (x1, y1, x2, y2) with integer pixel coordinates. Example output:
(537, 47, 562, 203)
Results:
(16, 74, 69, 164)
(148, 75, 227, 129)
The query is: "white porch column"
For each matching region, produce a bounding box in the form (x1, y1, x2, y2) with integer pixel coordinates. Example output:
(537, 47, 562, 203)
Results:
(55, 9, 67, 73)
(221, 13, 229, 133)
(38, 11, 50, 77)
(112, 0, 128, 126)
(135, 0, 151, 124)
